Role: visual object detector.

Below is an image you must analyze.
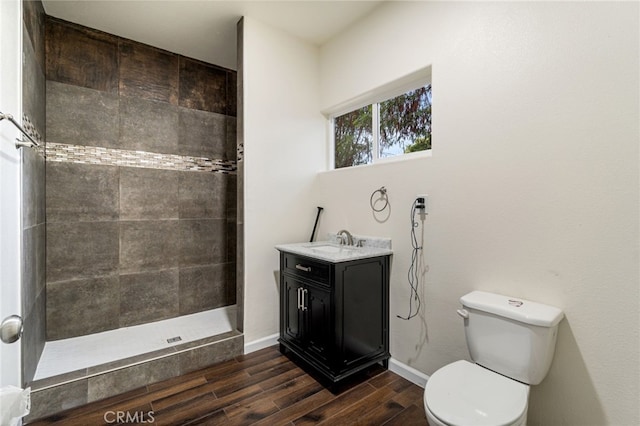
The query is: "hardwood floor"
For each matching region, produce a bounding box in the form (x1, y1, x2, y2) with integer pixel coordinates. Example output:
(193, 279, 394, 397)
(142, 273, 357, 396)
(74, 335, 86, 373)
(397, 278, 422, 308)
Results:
(29, 345, 427, 425)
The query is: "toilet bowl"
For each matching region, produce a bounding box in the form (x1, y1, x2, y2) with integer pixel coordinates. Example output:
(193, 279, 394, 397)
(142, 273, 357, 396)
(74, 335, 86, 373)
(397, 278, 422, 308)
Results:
(422, 291, 563, 426)
(423, 360, 528, 426)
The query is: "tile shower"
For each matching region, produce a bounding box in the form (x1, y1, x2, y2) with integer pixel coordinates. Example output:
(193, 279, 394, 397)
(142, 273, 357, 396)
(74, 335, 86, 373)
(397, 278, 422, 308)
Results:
(21, 10, 244, 420)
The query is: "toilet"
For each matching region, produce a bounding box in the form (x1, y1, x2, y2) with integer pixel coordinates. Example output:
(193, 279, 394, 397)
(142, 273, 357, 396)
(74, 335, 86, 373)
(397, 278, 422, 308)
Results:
(423, 291, 564, 426)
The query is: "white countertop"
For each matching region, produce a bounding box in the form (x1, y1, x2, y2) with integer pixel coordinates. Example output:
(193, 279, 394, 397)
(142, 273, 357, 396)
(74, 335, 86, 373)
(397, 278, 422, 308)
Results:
(275, 241, 393, 263)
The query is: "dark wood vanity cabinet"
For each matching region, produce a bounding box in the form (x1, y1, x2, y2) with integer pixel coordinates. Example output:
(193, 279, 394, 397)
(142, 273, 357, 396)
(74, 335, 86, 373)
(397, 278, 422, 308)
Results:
(278, 251, 390, 384)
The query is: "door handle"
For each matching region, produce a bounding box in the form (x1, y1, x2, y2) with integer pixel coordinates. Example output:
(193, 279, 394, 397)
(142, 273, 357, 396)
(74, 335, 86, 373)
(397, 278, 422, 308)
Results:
(1, 315, 23, 344)
(301, 289, 308, 311)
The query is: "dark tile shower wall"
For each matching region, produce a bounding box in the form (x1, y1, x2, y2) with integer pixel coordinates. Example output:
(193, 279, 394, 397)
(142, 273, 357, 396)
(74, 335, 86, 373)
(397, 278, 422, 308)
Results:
(21, 0, 47, 385)
(44, 17, 237, 340)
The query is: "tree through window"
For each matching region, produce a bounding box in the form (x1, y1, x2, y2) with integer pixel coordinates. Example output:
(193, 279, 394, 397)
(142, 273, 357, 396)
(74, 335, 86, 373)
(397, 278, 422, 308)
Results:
(334, 105, 372, 168)
(334, 83, 432, 169)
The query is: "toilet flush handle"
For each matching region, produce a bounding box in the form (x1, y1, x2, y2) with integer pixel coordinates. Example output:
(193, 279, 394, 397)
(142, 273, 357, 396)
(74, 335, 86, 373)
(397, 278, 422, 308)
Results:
(456, 309, 469, 319)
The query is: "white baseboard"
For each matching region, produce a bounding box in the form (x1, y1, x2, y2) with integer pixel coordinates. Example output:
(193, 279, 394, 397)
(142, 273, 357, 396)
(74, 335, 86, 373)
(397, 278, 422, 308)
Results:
(244, 333, 279, 354)
(389, 358, 430, 388)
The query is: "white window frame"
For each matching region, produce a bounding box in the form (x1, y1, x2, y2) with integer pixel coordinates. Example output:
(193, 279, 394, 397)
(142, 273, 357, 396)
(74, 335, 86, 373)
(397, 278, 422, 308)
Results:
(325, 66, 432, 170)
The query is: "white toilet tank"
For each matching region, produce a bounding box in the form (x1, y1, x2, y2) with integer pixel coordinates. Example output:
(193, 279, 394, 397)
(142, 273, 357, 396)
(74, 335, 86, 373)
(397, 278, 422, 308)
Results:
(460, 291, 564, 385)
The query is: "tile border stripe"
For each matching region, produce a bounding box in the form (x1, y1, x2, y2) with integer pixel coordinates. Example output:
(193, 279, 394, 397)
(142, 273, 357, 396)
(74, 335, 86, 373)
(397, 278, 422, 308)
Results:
(46, 142, 237, 174)
(22, 113, 46, 157)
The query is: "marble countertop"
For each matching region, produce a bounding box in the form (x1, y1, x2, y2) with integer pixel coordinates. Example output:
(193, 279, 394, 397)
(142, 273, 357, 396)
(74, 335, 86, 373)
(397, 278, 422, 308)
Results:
(275, 240, 393, 263)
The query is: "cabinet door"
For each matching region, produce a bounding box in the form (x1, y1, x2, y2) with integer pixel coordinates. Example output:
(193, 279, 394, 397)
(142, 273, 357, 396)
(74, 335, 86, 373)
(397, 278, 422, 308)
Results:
(282, 275, 304, 347)
(304, 283, 332, 365)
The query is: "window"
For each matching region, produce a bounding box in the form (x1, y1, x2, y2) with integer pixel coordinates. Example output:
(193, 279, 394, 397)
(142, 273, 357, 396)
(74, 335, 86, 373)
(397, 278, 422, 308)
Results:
(334, 105, 373, 168)
(333, 83, 432, 169)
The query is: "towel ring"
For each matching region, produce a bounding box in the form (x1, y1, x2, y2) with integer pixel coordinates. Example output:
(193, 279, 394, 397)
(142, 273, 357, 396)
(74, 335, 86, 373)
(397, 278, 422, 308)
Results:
(370, 186, 389, 212)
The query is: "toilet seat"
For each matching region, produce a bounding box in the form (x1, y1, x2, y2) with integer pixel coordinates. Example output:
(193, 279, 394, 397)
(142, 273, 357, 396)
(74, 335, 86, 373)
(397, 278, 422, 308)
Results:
(424, 360, 529, 426)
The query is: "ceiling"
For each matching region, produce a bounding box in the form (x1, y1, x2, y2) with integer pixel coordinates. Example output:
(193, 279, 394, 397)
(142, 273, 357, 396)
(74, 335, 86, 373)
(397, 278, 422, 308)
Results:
(42, 0, 383, 70)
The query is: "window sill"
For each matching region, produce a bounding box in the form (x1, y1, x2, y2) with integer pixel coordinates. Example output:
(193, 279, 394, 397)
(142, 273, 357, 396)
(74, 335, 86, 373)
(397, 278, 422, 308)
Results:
(325, 149, 432, 173)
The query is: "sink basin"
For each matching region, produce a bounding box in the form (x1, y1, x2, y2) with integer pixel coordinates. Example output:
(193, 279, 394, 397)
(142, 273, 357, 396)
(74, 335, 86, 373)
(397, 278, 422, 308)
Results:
(307, 244, 358, 254)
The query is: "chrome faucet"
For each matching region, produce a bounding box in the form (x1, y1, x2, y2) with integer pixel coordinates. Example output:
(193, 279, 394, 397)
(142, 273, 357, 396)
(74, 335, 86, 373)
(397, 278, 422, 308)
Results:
(337, 229, 354, 246)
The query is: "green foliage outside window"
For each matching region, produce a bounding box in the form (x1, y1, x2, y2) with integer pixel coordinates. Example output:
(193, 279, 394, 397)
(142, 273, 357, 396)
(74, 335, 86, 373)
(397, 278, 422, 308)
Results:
(334, 105, 373, 169)
(334, 84, 432, 169)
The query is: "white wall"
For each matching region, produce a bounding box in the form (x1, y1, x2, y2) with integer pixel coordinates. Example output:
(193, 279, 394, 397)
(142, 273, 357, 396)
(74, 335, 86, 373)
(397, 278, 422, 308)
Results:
(242, 17, 326, 343)
(316, 2, 639, 425)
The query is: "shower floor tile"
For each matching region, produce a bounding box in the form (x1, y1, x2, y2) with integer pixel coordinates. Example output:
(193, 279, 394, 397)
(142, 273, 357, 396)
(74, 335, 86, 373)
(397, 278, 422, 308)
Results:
(34, 305, 236, 380)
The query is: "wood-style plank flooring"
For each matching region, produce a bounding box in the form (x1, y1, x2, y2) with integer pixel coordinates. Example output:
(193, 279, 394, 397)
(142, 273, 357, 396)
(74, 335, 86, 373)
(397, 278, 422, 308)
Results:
(29, 345, 427, 425)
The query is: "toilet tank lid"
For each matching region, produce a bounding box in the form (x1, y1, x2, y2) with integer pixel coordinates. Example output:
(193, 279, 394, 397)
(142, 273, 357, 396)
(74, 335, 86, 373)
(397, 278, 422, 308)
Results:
(460, 291, 564, 327)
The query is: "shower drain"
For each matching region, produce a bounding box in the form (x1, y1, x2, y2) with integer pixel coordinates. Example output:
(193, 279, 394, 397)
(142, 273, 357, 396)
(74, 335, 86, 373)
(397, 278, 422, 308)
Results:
(167, 336, 182, 344)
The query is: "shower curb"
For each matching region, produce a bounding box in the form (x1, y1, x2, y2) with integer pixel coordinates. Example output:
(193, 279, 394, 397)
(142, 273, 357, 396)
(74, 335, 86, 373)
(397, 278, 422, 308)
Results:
(25, 330, 244, 422)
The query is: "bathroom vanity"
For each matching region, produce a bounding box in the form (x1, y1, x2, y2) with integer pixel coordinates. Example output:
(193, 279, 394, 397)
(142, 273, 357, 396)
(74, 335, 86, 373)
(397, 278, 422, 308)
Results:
(275, 240, 391, 385)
